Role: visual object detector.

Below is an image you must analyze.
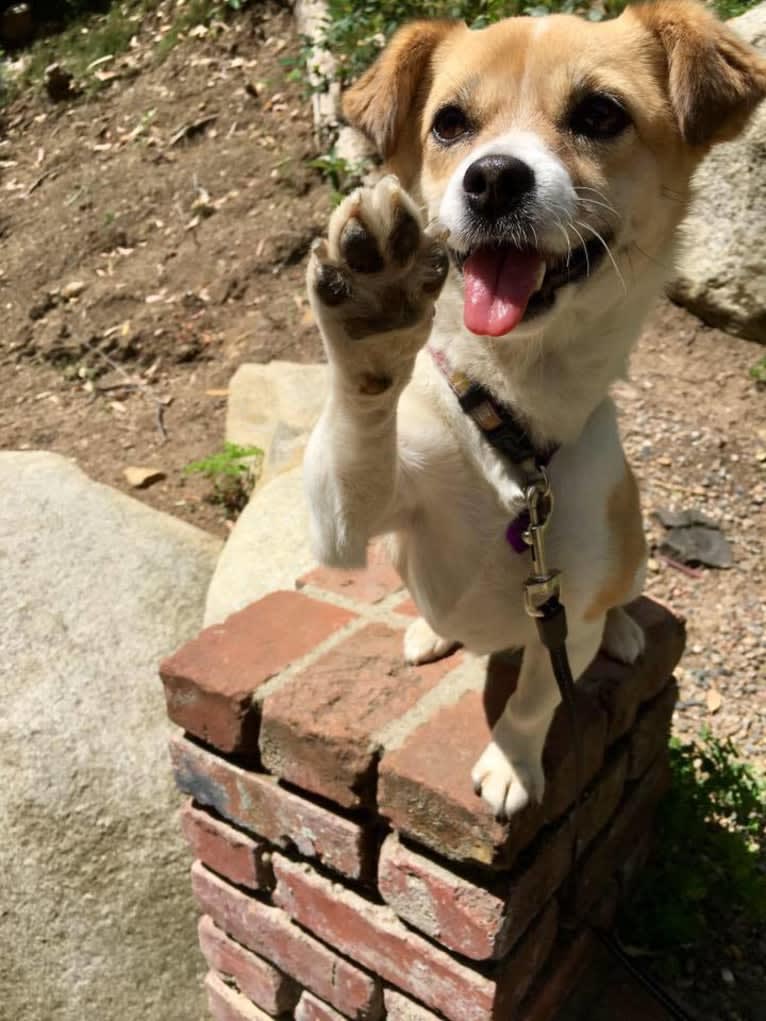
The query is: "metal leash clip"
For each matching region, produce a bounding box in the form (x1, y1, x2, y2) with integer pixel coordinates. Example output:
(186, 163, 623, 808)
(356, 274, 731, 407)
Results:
(521, 465, 562, 618)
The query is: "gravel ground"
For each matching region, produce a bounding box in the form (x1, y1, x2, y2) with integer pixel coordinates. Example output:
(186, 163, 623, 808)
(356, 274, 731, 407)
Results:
(615, 299, 765, 769)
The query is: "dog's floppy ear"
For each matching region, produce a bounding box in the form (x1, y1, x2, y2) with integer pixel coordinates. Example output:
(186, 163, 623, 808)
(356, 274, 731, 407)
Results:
(343, 20, 458, 158)
(631, 0, 766, 146)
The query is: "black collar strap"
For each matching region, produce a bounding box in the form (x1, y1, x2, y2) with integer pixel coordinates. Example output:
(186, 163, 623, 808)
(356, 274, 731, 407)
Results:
(429, 345, 558, 467)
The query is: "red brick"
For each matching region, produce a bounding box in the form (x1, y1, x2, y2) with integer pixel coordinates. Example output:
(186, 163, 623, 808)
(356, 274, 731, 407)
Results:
(205, 971, 274, 1021)
(297, 546, 403, 605)
(378, 826, 572, 961)
(181, 802, 272, 890)
(378, 681, 606, 869)
(575, 746, 629, 856)
(272, 854, 558, 1021)
(199, 916, 299, 1016)
(160, 591, 355, 754)
(192, 863, 383, 1020)
(392, 597, 419, 617)
(573, 755, 671, 918)
(260, 623, 460, 808)
(627, 679, 678, 780)
(296, 991, 347, 1021)
(171, 736, 372, 881)
(384, 990, 441, 1021)
(517, 931, 595, 1021)
(580, 598, 685, 746)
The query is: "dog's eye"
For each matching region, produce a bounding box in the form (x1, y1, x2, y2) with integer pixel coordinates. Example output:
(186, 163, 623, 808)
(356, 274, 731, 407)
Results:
(432, 105, 470, 144)
(569, 93, 631, 140)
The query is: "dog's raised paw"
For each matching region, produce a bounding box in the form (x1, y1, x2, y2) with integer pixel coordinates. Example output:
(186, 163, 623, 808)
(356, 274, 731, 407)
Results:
(308, 176, 449, 350)
(471, 740, 544, 821)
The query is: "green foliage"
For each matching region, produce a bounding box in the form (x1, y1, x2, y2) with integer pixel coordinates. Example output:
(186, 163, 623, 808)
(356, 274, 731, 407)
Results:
(749, 355, 766, 386)
(619, 731, 766, 970)
(184, 442, 263, 517)
(308, 151, 368, 205)
(18, 1, 151, 91)
(317, 0, 763, 86)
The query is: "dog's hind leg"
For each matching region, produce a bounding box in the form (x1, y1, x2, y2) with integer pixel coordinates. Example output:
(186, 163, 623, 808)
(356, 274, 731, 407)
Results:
(472, 617, 604, 819)
(404, 617, 460, 665)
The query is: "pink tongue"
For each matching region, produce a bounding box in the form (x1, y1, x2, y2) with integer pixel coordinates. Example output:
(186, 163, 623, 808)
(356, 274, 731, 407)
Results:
(463, 247, 544, 337)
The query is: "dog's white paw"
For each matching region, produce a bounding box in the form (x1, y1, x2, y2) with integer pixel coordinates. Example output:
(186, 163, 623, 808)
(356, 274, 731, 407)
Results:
(471, 739, 545, 821)
(602, 606, 645, 665)
(404, 617, 459, 666)
(308, 176, 449, 372)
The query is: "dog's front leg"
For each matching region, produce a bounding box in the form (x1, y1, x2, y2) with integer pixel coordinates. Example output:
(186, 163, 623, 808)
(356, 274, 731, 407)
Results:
(304, 176, 448, 567)
(472, 617, 605, 819)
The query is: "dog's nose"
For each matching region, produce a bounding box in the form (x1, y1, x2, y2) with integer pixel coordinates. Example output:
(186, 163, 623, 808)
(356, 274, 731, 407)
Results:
(463, 155, 535, 219)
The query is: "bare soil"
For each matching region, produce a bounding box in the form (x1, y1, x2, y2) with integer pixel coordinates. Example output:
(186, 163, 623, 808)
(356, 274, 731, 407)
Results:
(1, 5, 764, 1021)
(0, 1, 330, 535)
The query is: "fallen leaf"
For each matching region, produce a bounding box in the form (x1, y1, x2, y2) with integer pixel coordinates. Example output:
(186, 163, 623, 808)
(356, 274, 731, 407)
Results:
(707, 689, 722, 714)
(124, 467, 166, 489)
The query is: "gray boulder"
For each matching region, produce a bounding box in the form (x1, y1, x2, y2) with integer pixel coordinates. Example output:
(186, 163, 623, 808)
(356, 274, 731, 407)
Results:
(0, 452, 222, 1021)
(226, 361, 328, 486)
(669, 4, 766, 343)
(205, 361, 330, 626)
(204, 464, 314, 626)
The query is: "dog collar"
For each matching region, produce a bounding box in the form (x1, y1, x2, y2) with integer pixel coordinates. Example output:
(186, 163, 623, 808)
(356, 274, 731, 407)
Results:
(428, 344, 557, 554)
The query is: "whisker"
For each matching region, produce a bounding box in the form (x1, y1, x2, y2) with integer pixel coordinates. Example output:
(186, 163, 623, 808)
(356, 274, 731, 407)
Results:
(569, 222, 590, 276)
(573, 186, 619, 217)
(578, 196, 621, 220)
(576, 219, 627, 294)
(631, 242, 672, 272)
(551, 216, 572, 266)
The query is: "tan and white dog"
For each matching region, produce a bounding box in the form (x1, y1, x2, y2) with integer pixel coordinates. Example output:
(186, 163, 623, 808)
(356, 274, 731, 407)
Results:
(303, 1, 766, 819)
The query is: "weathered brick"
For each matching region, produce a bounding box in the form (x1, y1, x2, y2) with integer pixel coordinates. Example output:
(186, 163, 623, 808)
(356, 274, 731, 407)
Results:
(272, 854, 558, 1021)
(378, 681, 606, 869)
(575, 746, 629, 856)
(205, 970, 274, 1021)
(160, 591, 355, 754)
(517, 932, 594, 1021)
(580, 598, 685, 746)
(297, 547, 403, 604)
(296, 991, 347, 1021)
(627, 679, 679, 780)
(260, 623, 460, 808)
(574, 755, 671, 918)
(171, 736, 372, 881)
(378, 826, 571, 961)
(198, 916, 299, 1016)
(192, 863, 383, 1020)
(384, 989, 441, 1021)
(181, 802, 272, 890)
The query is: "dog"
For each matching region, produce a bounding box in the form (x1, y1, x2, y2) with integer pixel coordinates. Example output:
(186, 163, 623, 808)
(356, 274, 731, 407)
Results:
(303, 1, 766, 820)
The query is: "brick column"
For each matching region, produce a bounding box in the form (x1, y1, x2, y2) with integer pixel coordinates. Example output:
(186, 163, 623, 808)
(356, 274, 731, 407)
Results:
(160, 559, 684, 1021)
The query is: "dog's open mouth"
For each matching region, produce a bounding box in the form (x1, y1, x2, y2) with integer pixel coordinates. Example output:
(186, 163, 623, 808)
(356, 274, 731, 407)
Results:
(451, 233, 610, 337)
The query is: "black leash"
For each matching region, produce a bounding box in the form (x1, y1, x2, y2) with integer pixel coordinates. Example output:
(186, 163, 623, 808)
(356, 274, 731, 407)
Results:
(430, 346, 695, 1021)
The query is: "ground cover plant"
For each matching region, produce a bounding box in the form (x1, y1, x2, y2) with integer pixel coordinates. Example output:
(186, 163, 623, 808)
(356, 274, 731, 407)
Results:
(184, 441, 262, 517)
(620, 732, 765, 978)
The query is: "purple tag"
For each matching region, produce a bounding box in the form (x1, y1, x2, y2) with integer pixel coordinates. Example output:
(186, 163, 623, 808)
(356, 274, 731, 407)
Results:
(506, 511, 530, 554)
